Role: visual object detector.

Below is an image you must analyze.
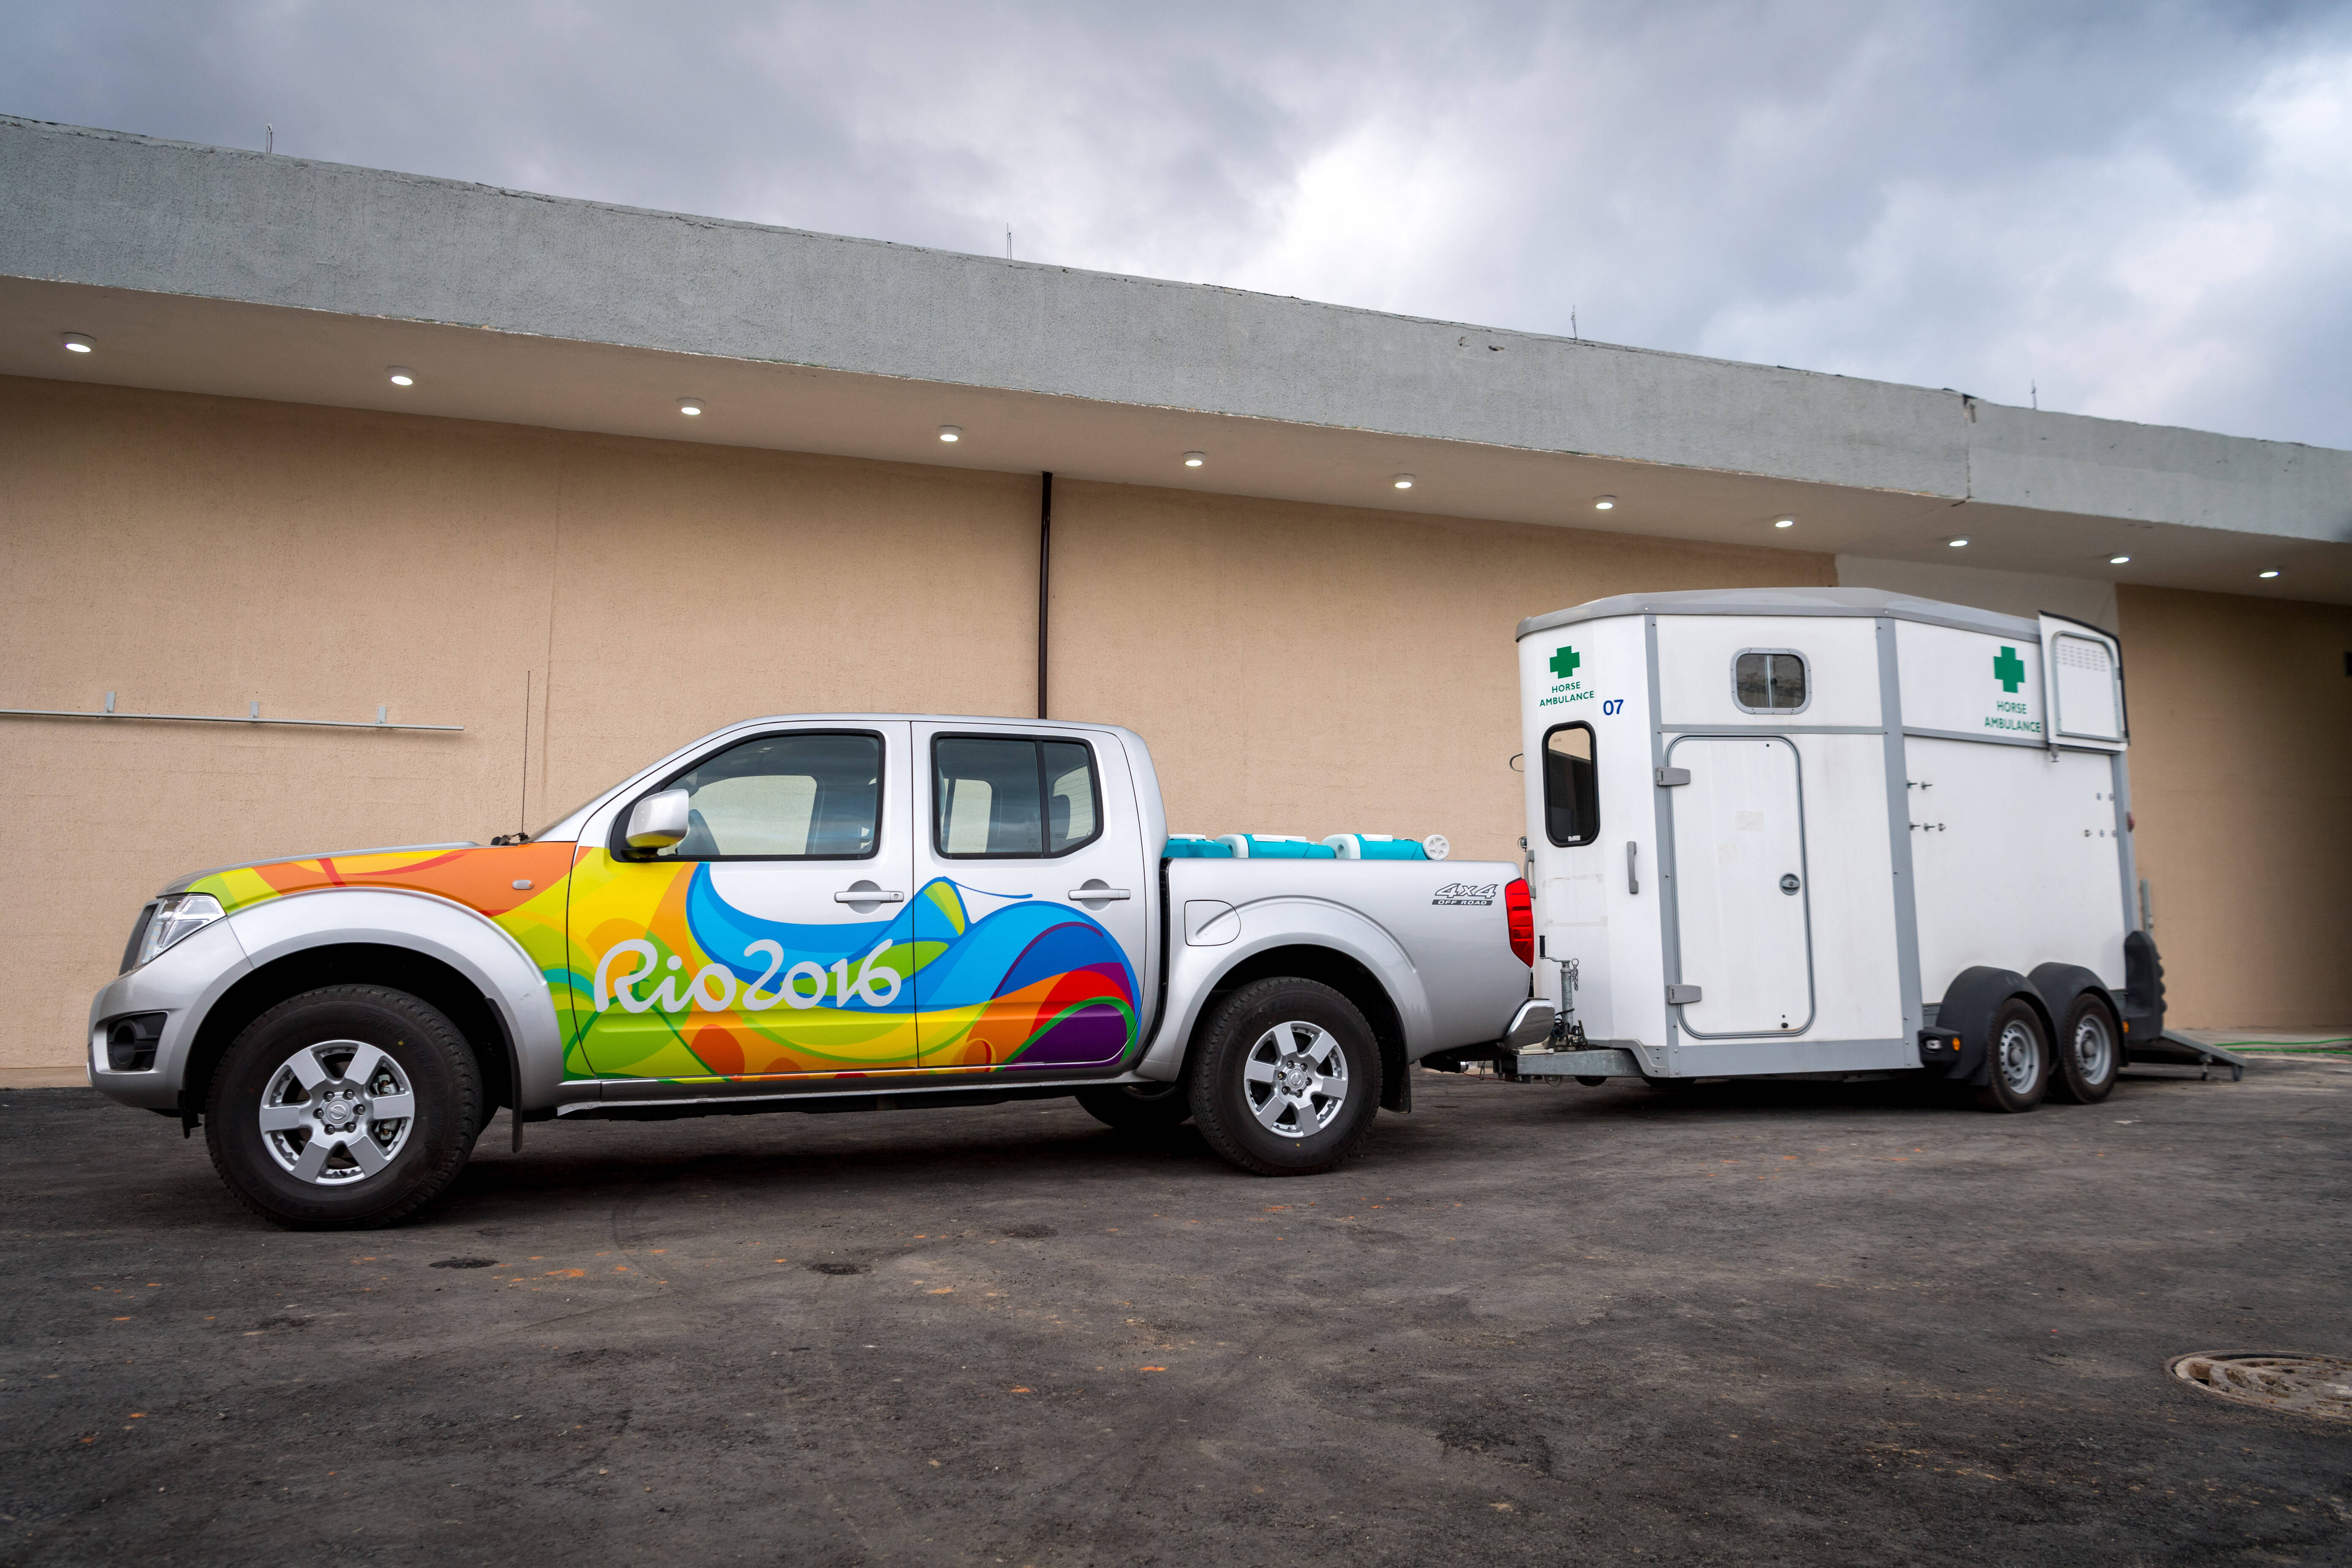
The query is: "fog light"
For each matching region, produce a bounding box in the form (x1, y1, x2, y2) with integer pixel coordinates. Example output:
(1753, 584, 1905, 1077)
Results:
(106, 1013, 167, 1072)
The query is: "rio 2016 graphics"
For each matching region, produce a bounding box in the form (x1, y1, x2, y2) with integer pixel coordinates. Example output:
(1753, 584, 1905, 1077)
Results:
(184, 848, 1137, 1085)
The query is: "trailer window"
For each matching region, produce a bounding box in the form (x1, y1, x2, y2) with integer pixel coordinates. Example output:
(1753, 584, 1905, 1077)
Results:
(1542, 723, 1599, 847)
(1734, 650, 1809, 714)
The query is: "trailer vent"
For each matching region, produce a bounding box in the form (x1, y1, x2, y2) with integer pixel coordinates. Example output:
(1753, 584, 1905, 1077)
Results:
(2169, 1353, 2352, 1421)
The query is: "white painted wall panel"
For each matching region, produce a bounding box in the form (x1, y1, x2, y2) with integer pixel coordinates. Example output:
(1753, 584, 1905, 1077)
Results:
(1897, 620, 2046, 742)
(1520, 613, 1655, 1047)
(1906, 738, 2128, 995)
(1656, 616, 1883, 728)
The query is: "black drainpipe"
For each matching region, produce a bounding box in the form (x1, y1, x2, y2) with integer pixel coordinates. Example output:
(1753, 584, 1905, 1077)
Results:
(1037, 471, 1053, 719)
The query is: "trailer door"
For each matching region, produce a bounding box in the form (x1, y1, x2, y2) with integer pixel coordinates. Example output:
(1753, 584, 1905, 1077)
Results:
(1665, 736, 1816, 1036)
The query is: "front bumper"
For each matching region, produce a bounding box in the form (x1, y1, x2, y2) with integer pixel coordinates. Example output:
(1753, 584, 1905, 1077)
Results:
(85, 918, 253, 1111)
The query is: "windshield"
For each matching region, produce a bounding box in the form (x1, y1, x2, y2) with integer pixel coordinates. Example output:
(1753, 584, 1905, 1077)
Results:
(523, 789, 612, 843)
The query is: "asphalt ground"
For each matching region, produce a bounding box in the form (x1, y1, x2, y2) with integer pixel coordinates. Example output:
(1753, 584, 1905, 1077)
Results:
(3, 1059, 2347, 1568)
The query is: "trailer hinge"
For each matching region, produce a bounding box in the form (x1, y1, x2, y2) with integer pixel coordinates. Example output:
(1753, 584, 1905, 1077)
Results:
(1665, 984, 1702, 1005)
(1655, 766, 1690, 787)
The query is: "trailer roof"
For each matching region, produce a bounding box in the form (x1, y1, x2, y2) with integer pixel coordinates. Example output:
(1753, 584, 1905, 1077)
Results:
(1516, 587, 2041, 641)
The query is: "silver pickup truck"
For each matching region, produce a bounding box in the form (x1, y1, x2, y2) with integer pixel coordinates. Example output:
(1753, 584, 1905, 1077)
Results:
(87, 715, 1542, 1228)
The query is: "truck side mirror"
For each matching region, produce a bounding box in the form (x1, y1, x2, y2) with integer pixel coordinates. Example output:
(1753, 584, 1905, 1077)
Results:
(624, 788, 691, 851)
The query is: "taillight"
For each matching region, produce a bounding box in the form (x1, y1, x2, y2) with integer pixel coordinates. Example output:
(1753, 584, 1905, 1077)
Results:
(1505, 878, 1534, 966)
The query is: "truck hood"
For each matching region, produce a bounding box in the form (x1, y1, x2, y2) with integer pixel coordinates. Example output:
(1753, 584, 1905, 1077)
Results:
(161, 843, 480, 896)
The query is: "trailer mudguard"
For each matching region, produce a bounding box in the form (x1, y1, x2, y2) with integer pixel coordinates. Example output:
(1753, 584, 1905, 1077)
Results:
(2025, 962, 2122, 1059)
(2116, 931, 2167, 1056)
(1933, 966, 2051, 1085)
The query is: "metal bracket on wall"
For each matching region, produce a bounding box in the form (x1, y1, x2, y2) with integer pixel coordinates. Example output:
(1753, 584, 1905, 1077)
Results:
(0, 693, 462, 732)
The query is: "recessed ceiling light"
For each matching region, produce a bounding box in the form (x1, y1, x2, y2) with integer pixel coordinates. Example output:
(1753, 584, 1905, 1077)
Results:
(1592, 495, 1616, 510)
(1946, 536, 1970, 547)
(2108, 554, 2130, 565)
(387, 366, 416, 387)
(1183, 452, 1206, 468)
(1393, 474, 1416, 490)
(678, 396, 704, 416)
(938, 425, 962, 442)
(61, 332, 95, 354)
(2258, 568, 2281, 579)
(1773, 516, 1795, 529)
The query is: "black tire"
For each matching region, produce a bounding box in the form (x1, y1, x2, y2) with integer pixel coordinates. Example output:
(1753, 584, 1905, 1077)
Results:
(204, 985, 483, 1229)
(1185, 977, 1380, 1176)
(1971, 996, 2050, 1113)
(1075, 1081, 1193, 1132)
(2050, 992, 2121, 1104)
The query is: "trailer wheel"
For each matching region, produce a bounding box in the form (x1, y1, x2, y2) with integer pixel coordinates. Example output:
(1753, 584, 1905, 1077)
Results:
(1075, 1081, 1192, 1132)
(2050, 993, 2120, 1104)
(1971, 998, 2050, 1113)
(1186, 978, 1379, 1176)
(204, 985, 483, 1229)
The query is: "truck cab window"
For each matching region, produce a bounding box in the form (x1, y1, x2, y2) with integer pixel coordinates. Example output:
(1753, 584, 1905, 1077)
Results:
(1543, 723, 1599, 847)
(645, 731, 881, 860)
(935, 736, 1103, 858)
(1734, 650, 1808, 713)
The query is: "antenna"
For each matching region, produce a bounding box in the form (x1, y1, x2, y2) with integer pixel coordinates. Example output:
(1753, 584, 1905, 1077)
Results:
(1571, 306, 1578, 340)
(265, 123, 274, 154)
(2031, 379, 2038, 411)
(1006, 224, 1012, 260)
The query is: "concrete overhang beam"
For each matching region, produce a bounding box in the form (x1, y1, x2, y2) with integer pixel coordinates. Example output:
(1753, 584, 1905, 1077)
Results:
(3, 115, 2347, 601)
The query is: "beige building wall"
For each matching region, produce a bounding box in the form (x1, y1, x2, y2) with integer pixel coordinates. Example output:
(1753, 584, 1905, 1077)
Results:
(0, 377, 1039, 1076)
(2116, 585, 2352, 1029)
(7, 375, 2337, 1075)
(0, 379, 1834, 1077)
(1051, 481, 1830, 863)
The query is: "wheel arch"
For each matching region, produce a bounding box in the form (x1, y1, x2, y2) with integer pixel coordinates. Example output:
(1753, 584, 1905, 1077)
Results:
(1143, 931, 1418, 1112)
(181, 944, 511, 1122)
(2027, 963, 2125, 1062)
(185, 888, 567, 1120)
(1933, 966, 2053, 1087)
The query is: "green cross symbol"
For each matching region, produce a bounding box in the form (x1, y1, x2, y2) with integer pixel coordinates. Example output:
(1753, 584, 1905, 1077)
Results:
(1549, 645, 1581, 680)
(1993, 645, 2026, 693)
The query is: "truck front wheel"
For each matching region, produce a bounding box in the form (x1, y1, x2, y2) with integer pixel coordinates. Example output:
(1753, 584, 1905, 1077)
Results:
(1186, 978, 1380, 1176)
(204, 985, 484, 1229)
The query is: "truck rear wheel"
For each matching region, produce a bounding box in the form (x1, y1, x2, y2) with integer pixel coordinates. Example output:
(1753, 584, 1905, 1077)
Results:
(1075, 1081, 1192, 1132)
(1186, 978, 1380, 1176)
(204, 985, 483, 1229)
(1971, 997, 2050, 1113)
(2050, 993, 2120, 1104)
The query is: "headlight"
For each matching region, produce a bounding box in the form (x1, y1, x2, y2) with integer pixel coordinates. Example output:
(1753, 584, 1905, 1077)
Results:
(135, 893, 224, 968)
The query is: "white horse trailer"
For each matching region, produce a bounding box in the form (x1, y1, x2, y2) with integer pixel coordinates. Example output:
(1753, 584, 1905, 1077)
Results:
(1497, 588, 2173, 1110)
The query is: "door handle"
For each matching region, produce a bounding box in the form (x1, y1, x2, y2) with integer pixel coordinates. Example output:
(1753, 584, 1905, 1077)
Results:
(833, 888, 905, 904)
(1070, 887, 1132, 901)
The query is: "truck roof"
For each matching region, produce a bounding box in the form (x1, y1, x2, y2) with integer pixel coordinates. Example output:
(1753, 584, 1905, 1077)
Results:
(1516, 586, 2043, 642)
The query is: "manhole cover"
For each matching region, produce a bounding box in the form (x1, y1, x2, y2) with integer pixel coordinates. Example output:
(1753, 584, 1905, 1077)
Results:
(2170, 1353, 2352, 1420)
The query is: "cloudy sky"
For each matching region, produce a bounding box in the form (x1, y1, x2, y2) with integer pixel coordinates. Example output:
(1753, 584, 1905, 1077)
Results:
(7, 0, 2349, 448)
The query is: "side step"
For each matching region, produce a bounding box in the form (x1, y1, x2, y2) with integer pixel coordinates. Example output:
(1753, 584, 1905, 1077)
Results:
(2129, 1029, 2252, 1082)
